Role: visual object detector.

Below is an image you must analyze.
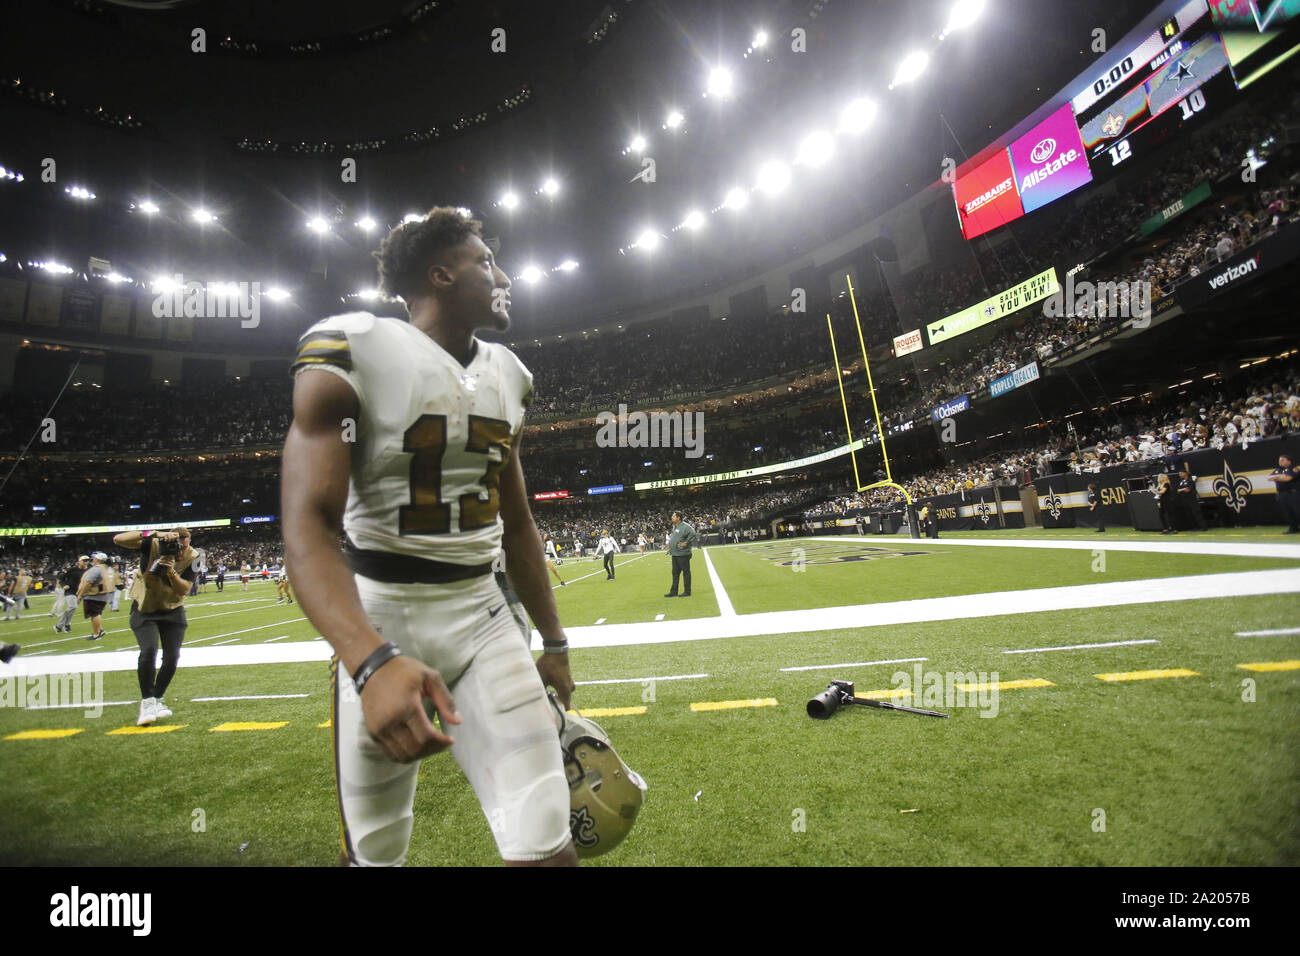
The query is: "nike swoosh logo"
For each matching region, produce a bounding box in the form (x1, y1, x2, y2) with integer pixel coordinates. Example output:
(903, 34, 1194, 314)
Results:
(488, 604, 504, 618)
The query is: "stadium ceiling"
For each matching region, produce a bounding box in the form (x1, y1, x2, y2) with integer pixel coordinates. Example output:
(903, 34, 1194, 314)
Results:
(0, 0, 1152, 336)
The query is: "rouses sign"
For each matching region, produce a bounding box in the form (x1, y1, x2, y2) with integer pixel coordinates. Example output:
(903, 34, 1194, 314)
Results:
(532, 490, 570, 501)
(952, 150, 1024, 241)
(989, 361, 1041, 398)
(893, 328, 923, 357)
(930, 395, 971, 422)
(1007, 104, 1093, 214)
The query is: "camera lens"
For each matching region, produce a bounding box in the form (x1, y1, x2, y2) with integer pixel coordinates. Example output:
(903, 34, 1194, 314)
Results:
(807, 688, 842, 719)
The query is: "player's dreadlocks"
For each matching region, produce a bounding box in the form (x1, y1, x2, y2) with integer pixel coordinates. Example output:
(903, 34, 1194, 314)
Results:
(372, 206, 484, 303)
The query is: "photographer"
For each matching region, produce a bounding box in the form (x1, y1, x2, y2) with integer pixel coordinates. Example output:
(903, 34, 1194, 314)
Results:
(112, 527, 197, 727)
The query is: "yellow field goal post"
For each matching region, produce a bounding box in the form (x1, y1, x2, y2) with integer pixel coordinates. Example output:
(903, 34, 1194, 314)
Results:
(825, 274, 912, 507)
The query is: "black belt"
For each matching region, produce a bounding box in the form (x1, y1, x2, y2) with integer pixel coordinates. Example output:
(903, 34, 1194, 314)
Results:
(344, 538, 492, 584)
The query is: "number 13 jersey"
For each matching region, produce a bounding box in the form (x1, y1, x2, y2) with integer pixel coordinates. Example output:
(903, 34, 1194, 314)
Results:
(292, 312, 534, 566)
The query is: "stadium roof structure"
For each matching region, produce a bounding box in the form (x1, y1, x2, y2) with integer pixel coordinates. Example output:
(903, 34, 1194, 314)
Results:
(0, 0, 1153, 337)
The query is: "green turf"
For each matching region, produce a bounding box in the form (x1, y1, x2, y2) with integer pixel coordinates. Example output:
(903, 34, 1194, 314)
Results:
(2, 537, 1297, 866)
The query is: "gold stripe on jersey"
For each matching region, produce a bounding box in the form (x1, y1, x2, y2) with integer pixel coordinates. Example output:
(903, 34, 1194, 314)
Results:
(292, 330, 353, 373)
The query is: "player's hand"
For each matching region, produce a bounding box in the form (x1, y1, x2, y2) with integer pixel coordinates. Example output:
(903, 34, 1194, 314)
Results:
(536, 652, 575, 710)
(360, 656, 460, 763)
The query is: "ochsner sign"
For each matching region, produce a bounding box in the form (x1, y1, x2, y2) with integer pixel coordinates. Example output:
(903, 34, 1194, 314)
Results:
(1008, 104, 1093, 214)
(893, 328, 923, 357)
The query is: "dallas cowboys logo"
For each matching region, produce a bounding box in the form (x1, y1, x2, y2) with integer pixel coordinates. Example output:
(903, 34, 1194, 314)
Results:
(1212, 462, 1252, 513)
(1044, 488, 1063, 521)
(570, 806, 599, 849)
(1172, 59, 1195, 91)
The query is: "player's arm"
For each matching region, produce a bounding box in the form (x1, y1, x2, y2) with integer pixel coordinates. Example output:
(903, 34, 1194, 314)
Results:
(281, 369, 458, 762)
(499, 432, 575, 708)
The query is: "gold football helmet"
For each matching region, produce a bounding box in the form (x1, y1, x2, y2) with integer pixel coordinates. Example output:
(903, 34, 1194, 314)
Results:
(550, 695, 647, 858)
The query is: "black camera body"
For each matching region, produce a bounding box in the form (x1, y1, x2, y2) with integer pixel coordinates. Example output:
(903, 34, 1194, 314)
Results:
(158, 537, 181, 556)
(807, 679, 855, 719)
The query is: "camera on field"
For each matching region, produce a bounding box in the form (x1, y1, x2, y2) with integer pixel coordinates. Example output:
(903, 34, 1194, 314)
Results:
(148, 534, 182, 576)
(806, 678, 949, 720)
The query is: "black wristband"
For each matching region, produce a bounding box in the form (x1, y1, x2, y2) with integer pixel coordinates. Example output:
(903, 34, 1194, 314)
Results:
(352, 642, 401, 695)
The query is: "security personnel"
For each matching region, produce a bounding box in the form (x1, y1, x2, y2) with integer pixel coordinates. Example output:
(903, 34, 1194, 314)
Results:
(664, 512, 701, 597)
(1265, 453, 1300, 533)
(1157, 474, 1178, 534)
(1087, 483, 1105, 533)
(1176, 462, 1205, 530)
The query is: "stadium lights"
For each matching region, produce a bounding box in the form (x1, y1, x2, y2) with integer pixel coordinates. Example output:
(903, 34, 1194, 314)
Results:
(455, 206, 473, 218)
(101, 271, 131, 284)
(557, 259, 579, 272)
(499, 192, 520, 210)
(839, 98, 878, 134)
(401, 212, 424, 224)
(307, 217, 331, 235)
(753, 30, 769, 48)
(665, 109, 684, 129)
(540, 178, 560, 196)
(151, 276, 178, 294)
(891, 51, 930, 87)
(943, 0, 986, 36)
(65, 186, 96, 200)
(628, 134, 647, 153)
(681, 209, 705, 230)
(0, 165, 24, 182)
(519, 265, 544, 283)
(705, 66, 733, 98)
(795, 131, 834, 168)
(136, 200, 160, 215)
(265, 287, 291, 301)
(355, 216, 377, 232)
(634, 229, 660, 251)
(756, 160, 791, 195)
(723, 187, 749, 210)
(190, 208, 216, 224)
(32, 261, 73, 275)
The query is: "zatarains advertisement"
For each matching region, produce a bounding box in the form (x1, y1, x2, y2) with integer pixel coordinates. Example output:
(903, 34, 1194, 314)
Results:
(927, 268, 1060, 345)
(893, 328, 923, 357)
(1007, 104, 1093, 214)
(952, 150, 1024, 241)
(989, 361, 1041, 398)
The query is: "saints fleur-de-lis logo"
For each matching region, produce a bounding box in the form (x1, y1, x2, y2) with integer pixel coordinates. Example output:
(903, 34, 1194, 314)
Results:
(1044, 488, 1063, 520)
(1212, 462, 1252, 513)
(570, 806, 599, 849)
(975, 501, 993, 524)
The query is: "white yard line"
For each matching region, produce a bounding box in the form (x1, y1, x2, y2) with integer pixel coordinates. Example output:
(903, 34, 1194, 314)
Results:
(700, 548, 735, 617)
(9, 568, 1300, 676)
(576, 673, 710, 686)
(212, 639, 240, 645)
(780, 657, 928, 673)
(654, 614, 665, 621)
(787, 535, 1300, 560)
(264, 635, 290, 643)
(190, 694, 309, 702)
(1235, 627, 1300, 637)
(595, 618, 606, 625)
(1003, 639, 1159, 655)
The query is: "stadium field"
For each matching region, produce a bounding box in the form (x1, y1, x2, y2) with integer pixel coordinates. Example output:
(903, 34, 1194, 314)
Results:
(1, 530, 1298, 867)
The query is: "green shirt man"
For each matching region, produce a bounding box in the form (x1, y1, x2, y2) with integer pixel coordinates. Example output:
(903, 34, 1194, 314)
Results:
(665, 512, 702, 597)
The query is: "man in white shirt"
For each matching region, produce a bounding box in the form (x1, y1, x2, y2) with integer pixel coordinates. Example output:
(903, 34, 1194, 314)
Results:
(597, 530, 620, 581)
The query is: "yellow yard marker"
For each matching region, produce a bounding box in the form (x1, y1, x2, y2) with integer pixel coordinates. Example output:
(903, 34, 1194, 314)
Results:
(573, 706, 646, 718)
(4, 728, 84, 741)
(317, 720, 332, 728)
(1236, 660, 1300, 672)
(107, 724, 187, 736)
(954, 678, 1055, 692)
(1095, 669, 1198, 682)
(209, 721, 289, 732)
(690, 698, 778, 712)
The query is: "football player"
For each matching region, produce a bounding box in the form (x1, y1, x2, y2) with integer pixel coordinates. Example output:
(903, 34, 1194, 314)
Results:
(275, 563, 294, 605)
(282, 206, 578, 867)
(542, 532, 566, 587)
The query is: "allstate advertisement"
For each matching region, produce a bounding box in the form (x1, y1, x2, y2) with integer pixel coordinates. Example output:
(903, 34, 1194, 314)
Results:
(1008, 104, 1093, 214)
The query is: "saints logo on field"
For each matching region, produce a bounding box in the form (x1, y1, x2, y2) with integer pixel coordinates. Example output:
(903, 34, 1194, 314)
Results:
(1212, 463, 1252, 514)
(570, 806, 599, 849)
(1043, 488, 1064, 521)
(974, 501, 994, 525)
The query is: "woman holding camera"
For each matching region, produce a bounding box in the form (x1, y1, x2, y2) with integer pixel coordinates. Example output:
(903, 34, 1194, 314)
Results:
(112, 527, 197, 726)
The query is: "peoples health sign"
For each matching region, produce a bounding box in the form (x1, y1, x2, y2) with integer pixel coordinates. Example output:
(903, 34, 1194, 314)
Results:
(989, 361, 1041, 398)
(1008, 104, 1093, 214)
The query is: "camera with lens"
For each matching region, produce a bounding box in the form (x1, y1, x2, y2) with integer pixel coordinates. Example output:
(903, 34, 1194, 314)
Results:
(807, 679, 855, 719)
(148, 535, 182, 576)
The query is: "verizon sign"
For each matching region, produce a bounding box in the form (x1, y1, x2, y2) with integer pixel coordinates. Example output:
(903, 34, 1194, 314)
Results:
(893, 328, 923, 357)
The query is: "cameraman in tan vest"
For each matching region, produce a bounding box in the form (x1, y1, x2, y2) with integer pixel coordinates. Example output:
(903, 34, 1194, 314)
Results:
(113, 527, 198, 726)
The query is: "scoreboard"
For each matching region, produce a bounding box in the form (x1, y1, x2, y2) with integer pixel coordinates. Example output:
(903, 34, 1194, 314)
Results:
(951, 0, 1260, 241)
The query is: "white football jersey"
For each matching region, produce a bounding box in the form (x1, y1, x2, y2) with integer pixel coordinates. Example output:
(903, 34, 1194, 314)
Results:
(292, 312, 533, 566)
